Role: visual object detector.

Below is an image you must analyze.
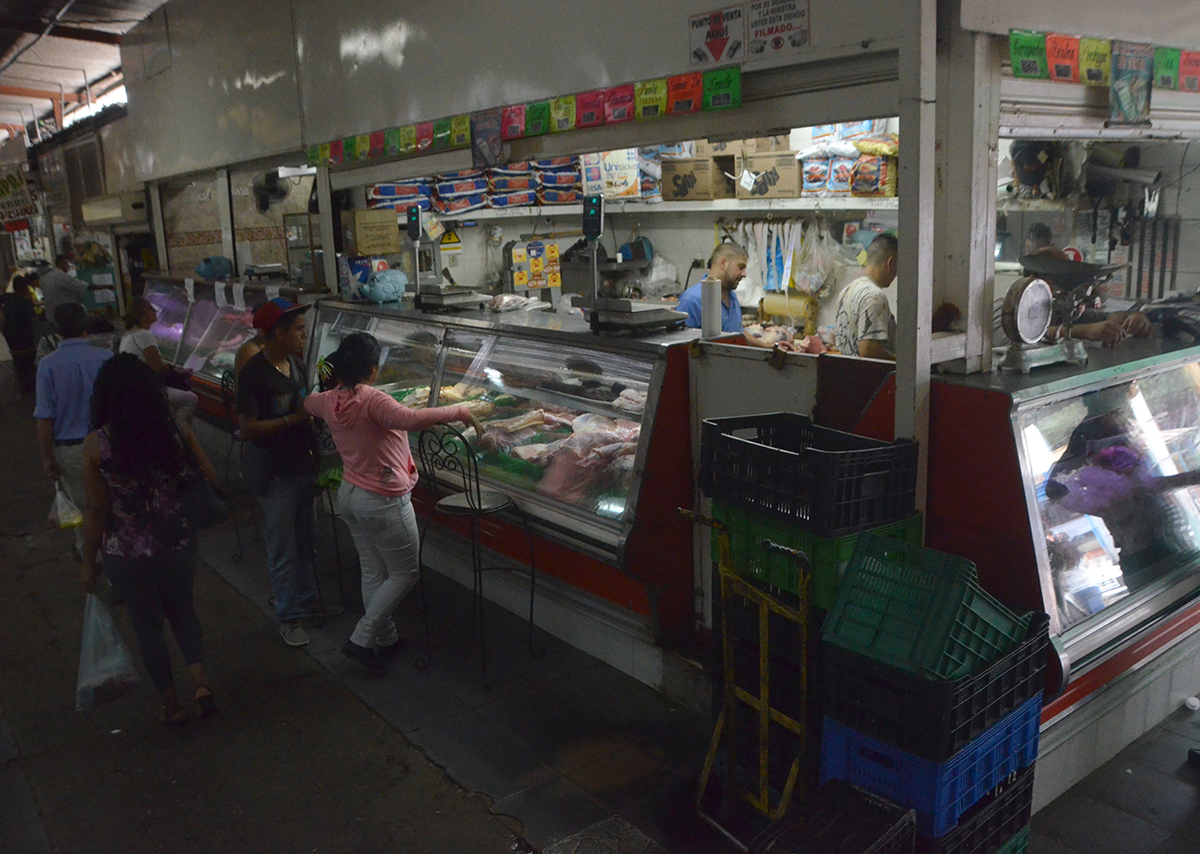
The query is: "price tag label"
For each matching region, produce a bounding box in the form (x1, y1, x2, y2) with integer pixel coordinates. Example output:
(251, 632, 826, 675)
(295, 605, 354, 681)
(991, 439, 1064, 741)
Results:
(184, 278, 195, 302)
(265, 285, 281, 301)
(232, 283, 246, 310)
(739, 170, 757, 191)
(214, 282, 228, 307)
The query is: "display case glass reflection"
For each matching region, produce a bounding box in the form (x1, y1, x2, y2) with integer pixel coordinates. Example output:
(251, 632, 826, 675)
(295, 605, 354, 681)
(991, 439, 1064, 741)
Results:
(437, 330, 652, 521)
(176, 298, 221, 371)
(184, 307, 256, 379)
(310, 309, 438, 404)
(1019, 364, 1200, 631)
(143, 283, 190, 362)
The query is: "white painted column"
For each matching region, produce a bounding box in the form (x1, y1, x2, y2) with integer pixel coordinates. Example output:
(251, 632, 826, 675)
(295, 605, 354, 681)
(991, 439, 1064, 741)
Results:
(215, 167, 235, 272)
(148, 179, 168, 271)
(895, 0, 937, 509)
(937, 15, 1002, 374)
(315, 163, 337, 292)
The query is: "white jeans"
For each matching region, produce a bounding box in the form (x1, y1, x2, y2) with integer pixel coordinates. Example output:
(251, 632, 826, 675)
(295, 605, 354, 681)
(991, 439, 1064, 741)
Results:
(336, 482, 420, 648)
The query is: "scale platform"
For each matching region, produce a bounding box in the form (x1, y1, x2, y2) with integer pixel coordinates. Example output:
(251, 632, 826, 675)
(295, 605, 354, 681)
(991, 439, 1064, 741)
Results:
(571, 296, 688, 329)
(415, 284, 487, 309)
(996, 338, 1088, 373)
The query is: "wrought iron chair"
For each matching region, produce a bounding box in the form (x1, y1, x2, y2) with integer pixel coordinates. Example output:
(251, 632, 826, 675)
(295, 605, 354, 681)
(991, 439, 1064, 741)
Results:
(415, 423, 539, 687)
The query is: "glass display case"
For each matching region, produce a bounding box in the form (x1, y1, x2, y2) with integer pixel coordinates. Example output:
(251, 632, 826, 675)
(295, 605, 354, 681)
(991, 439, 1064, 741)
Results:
(306, 300, 696, 639)
(143, 280, 190, 362)
(927, 337, 1200, 695)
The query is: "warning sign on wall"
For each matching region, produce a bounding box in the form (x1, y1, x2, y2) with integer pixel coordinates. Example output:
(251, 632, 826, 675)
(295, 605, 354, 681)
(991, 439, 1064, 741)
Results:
(745, 0, 811, 58)
(690, 6, 745, 65)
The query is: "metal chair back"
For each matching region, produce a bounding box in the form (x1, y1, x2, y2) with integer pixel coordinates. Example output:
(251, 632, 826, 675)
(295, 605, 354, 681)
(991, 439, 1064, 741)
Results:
(416, 424, 485, 512)
(219, 369, 238, 428)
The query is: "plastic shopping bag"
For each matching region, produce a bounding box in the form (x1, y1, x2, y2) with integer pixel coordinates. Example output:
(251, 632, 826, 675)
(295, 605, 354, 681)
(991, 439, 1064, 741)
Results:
(49, 481, 83, 530)
(76, 593, 140, 711)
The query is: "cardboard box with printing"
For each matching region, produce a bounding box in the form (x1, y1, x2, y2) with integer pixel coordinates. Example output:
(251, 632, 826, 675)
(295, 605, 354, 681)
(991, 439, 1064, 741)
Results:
(347, 208, 401, 255)
(661, 158, 736, 201)
(735, 152, 801, 199)
(695, 138, 749, 158)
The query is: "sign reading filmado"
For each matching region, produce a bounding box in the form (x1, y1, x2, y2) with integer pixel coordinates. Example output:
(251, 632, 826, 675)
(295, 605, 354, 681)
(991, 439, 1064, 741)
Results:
(0, 167, 38, 222)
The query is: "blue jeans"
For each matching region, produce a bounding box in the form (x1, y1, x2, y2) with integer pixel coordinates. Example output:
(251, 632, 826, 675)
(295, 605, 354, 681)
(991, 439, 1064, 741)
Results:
(336, 483, 420, 648)
(259, 475, 318, 623)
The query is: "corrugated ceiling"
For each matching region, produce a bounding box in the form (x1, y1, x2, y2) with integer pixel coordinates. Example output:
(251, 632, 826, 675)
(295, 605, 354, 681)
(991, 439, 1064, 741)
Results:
(0, 0, 163, 140)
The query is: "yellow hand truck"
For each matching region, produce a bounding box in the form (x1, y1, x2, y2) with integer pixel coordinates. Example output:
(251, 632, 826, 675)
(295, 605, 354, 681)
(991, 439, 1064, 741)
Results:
(682, 509, 811, 834)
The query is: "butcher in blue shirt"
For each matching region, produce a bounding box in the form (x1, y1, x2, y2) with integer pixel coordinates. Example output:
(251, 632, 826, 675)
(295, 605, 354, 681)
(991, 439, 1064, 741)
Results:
(676, 242, 747, 333)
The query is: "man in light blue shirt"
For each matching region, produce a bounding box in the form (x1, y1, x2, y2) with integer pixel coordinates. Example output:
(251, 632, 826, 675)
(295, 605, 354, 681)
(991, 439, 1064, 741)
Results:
(34, 303, 112, 554)
(676, 242, 747, 333)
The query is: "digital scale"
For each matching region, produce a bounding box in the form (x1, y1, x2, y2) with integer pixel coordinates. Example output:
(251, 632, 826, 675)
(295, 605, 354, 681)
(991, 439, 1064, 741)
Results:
(403, 204, 486, 310)
(573, 194, 688, 333)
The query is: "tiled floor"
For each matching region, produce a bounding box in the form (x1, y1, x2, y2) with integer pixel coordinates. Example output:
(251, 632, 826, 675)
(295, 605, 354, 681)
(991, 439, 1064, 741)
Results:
(1031, 711, 1200, 853)
(198, 521, 728, 852)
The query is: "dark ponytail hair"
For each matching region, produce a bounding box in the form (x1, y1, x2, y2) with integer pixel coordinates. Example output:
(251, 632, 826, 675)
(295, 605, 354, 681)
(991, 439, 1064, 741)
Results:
(326, 332, 381, 391)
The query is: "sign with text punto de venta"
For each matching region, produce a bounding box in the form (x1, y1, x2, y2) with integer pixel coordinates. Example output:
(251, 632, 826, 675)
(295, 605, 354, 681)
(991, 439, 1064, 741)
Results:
(690, 6, 745, 64)
(745, 0, 811, 59)
(0, 168, 38, 222)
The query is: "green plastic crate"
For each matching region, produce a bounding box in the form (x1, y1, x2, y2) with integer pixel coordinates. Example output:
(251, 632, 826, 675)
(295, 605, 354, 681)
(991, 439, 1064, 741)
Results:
(713, 501, 922, 609)
(996, 826, 1029, 854)
(823, 534, 1031, 680)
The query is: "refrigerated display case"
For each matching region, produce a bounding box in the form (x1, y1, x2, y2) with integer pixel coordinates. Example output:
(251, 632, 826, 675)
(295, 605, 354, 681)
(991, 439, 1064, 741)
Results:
(926, 338, 1200, 711)
(142, 271, 324, 418)
(308, 300, 696, 641)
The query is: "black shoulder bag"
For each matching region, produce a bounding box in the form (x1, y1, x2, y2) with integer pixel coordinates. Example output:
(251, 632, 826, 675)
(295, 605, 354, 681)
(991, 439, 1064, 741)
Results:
(175, 424, 230, 529)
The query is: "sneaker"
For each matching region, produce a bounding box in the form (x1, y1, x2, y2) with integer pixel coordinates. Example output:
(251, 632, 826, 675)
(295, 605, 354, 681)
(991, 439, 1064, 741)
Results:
(342, 640, 388, 674)
(280, 621, 310, 647)
(377, 638, 408, 661)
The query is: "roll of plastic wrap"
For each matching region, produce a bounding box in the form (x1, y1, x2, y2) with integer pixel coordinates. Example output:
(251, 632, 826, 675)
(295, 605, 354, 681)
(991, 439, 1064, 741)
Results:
(701, 275, 721, 338)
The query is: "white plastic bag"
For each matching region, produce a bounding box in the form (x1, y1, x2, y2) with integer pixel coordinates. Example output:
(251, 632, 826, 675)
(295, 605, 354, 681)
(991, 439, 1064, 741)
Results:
(49, 481, 83, 530)
(76, 593, 140, 711)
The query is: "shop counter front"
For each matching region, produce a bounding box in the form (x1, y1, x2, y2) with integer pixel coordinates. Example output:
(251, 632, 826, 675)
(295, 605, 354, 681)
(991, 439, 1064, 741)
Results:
(309, 300, 698, 644)
(927, 336, 1200, 717)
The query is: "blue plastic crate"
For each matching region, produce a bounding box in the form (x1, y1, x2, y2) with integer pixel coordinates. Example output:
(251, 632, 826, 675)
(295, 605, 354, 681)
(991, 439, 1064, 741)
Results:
(820, 695, 1041, 836)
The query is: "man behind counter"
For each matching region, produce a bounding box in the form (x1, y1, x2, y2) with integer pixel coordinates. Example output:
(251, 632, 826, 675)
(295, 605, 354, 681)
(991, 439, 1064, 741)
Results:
(676, 242, 747, 333)
(834, 233, 898, 360)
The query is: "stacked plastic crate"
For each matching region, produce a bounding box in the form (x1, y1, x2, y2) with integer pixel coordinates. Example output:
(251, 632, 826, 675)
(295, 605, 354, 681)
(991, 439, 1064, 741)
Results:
(698, 413, 921, 813)
(819, 535, 1049, 854)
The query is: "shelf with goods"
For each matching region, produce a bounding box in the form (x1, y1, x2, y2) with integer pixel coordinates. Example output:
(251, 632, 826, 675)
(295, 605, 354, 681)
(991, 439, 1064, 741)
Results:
(420, 196, 900, 223)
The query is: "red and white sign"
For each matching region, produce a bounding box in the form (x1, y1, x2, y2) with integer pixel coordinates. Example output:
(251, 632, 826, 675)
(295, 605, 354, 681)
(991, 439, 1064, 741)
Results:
(746, 0, 811, 58)
(690, 6, 745, 65)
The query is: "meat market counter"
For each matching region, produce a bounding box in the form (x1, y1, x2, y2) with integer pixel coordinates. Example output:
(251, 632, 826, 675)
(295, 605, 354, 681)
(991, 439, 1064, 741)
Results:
(309, 300, 699, 644)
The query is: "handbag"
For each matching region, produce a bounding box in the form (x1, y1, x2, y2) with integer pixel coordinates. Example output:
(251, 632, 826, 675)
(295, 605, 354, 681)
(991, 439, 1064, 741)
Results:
(174, 424, 230, 529)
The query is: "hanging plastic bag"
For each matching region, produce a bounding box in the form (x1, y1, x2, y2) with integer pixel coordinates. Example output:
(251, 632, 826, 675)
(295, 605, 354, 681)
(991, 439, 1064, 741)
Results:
(76, 593, 140, 711)
(793, 221, 842, 297)
(49, 481, 83, 530)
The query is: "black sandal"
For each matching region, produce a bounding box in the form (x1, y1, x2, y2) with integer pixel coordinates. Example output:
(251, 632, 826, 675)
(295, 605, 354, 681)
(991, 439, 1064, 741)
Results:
(160, 704, 188, 726)
(195, 688, 219, 719)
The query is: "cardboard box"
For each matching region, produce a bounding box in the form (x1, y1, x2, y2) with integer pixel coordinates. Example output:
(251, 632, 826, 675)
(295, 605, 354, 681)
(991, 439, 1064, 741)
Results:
(346, 208, 401, 255)
(746, 134, 791, 152)
(695, 138, 748, 158)
(735, 152, 801, 199)
(661, 158, 736, 201)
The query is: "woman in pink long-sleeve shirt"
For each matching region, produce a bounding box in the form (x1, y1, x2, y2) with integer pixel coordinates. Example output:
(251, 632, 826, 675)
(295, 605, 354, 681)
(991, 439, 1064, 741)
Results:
(305, 332, 481, 674)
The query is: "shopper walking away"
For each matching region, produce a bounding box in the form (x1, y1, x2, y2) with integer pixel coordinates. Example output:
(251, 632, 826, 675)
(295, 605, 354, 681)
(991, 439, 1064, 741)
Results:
(237, 298, 321, 647)
(1, 273, 38, 394)
(119, 296, 199, 423)
(80, 354, 218, 724)
(34, 303, 113, 557)
(304, 332, 482, 674)
(39, 254, 93, 319)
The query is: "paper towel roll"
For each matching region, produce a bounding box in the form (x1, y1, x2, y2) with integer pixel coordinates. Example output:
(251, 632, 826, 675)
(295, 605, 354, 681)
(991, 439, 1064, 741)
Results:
(701, 275, 722, 338)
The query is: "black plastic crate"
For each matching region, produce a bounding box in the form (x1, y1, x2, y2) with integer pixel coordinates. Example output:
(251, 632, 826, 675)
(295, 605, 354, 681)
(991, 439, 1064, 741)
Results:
(821, 612, 1048, 762)
(749, 780, 916, 854)
(915, 765, 1034, 854)
(733, 642, 805, 720)
(733, 701, 805, 793)
(727, 593, 806, 658)
(701, 413, 918, 538)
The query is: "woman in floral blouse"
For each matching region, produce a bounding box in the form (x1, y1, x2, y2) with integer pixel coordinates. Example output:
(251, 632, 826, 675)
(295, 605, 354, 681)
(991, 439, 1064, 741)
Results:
(80, 354, 220, 724)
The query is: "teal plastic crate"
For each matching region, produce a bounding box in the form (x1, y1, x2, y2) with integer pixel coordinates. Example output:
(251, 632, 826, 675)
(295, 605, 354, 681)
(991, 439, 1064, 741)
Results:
(823, 534, 1031, 680)
(996, 827, 1028, 854)
(713, 500, 923, 609)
